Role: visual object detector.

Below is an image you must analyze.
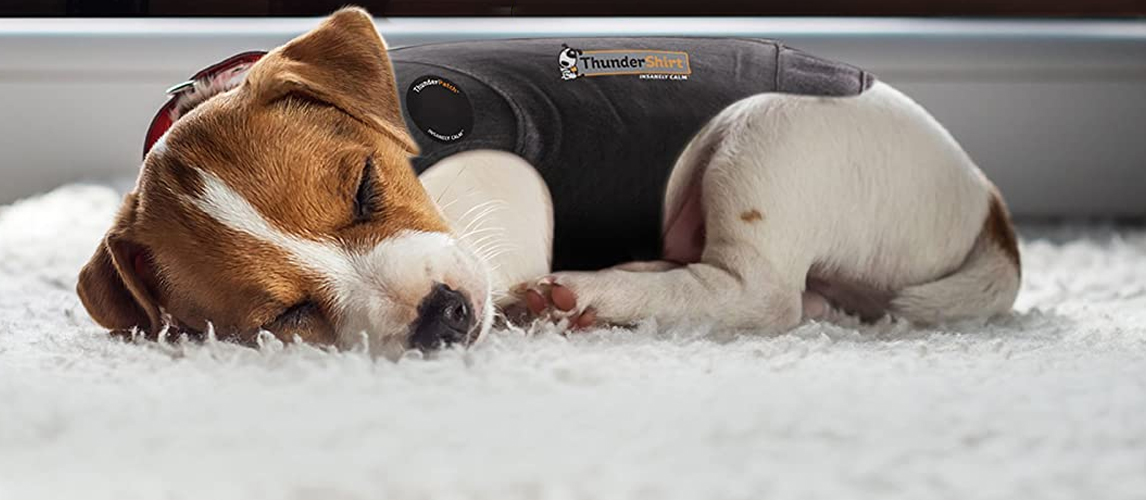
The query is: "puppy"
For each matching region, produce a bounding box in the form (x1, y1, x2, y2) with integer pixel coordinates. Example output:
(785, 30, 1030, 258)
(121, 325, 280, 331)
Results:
(78, 8, 1020, 358)
(78, 9, 493, 359)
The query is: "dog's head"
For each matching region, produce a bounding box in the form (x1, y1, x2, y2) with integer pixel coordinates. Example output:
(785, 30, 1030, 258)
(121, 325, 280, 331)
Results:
(77, 8, 492, 358)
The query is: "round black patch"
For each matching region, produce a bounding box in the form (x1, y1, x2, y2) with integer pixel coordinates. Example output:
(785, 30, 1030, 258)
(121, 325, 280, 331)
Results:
(406, 75, 473, 143)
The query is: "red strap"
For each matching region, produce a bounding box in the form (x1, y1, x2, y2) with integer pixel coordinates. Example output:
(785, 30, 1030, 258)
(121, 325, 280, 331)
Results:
(143, 51, 267, 159)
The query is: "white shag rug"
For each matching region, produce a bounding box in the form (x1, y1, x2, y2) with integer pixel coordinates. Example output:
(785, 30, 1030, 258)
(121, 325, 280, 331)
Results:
(1, 184, 1144, 500)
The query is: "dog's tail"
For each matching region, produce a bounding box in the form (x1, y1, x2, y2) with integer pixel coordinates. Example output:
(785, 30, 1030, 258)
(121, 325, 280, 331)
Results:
(890, 189, 1021, 325)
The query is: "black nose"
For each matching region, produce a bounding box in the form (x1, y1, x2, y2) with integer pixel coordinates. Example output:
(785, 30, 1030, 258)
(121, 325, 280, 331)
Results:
(410, 283, 475, 350)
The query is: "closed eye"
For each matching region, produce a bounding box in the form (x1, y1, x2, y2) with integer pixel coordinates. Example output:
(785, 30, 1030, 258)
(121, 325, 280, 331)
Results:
(353, 157, 380, 223)
(265, 300, 318, 330)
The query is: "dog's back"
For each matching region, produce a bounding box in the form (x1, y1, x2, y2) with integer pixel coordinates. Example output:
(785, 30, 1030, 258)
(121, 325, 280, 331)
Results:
(389, 37, 875, 270)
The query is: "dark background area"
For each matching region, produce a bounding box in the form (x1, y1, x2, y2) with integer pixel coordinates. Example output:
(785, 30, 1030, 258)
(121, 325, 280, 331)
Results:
(4, 0, 1146, 16)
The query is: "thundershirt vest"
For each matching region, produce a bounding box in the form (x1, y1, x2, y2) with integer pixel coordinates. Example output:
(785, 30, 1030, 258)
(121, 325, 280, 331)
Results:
(391, 37, 874, 270)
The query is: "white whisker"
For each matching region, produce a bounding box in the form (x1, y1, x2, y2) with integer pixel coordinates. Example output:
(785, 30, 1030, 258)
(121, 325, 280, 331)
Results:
(460, 206, 508, 236)
(466, 233, 507, 250)
(456, 199, 508, 227)
(473, 241, 518, 256)
(459, 226, 506, 242)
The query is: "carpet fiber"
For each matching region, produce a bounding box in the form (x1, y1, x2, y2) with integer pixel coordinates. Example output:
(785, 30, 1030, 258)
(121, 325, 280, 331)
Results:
(2, 184, 1144, 499)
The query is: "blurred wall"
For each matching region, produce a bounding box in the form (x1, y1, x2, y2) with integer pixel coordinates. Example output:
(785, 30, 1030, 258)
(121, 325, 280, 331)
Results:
(0, 17, 1144, 217)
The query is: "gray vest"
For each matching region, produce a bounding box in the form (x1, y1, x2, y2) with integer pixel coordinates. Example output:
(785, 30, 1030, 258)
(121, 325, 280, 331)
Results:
(391, 37, 874, 270)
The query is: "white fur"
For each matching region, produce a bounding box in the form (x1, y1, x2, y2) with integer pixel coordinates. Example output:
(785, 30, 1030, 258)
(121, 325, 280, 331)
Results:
(686, 82, 989, 290)
(187, 168, 492, 357)
(149, 133, 168, 156)
(528, 81, 1018, 329)
(419, 150, 554, 306)
(189, 168, 352, 278)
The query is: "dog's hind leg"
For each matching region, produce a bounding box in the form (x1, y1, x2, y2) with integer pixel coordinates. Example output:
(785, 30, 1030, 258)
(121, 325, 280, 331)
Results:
(890, 187, 1021, 324)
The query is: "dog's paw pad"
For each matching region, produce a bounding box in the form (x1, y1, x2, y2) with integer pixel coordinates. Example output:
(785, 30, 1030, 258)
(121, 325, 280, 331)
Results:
(549, 284, 578, 312)
(571, 308, 596, 329)
(525, 289, 548, 315)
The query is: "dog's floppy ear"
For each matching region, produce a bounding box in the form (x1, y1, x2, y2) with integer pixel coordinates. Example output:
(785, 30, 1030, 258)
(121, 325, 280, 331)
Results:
(77, 193, 162, 335)
(246, 7, 417, 154)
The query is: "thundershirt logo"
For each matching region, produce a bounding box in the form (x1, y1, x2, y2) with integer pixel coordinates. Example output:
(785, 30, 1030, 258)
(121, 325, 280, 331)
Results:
(559, 45, 691, 81)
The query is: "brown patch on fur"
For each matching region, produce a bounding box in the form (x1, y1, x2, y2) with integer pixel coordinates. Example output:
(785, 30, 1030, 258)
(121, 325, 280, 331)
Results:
(740, 209, 763, 223)
(76, 8, 445, 345)
(984, 185, 1021, 275)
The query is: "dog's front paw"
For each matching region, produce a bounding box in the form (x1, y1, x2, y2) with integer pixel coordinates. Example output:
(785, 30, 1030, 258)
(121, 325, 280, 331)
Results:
(515, 274, 599, 330)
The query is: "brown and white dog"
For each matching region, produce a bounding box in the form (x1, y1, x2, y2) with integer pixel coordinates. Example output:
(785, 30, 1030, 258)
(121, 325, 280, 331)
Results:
(78, 9, 1020, 358)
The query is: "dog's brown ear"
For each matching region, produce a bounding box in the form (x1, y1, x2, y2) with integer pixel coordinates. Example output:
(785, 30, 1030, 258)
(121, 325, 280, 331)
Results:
(76, 193, 162, 334)
(247, 7, 417, 154)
